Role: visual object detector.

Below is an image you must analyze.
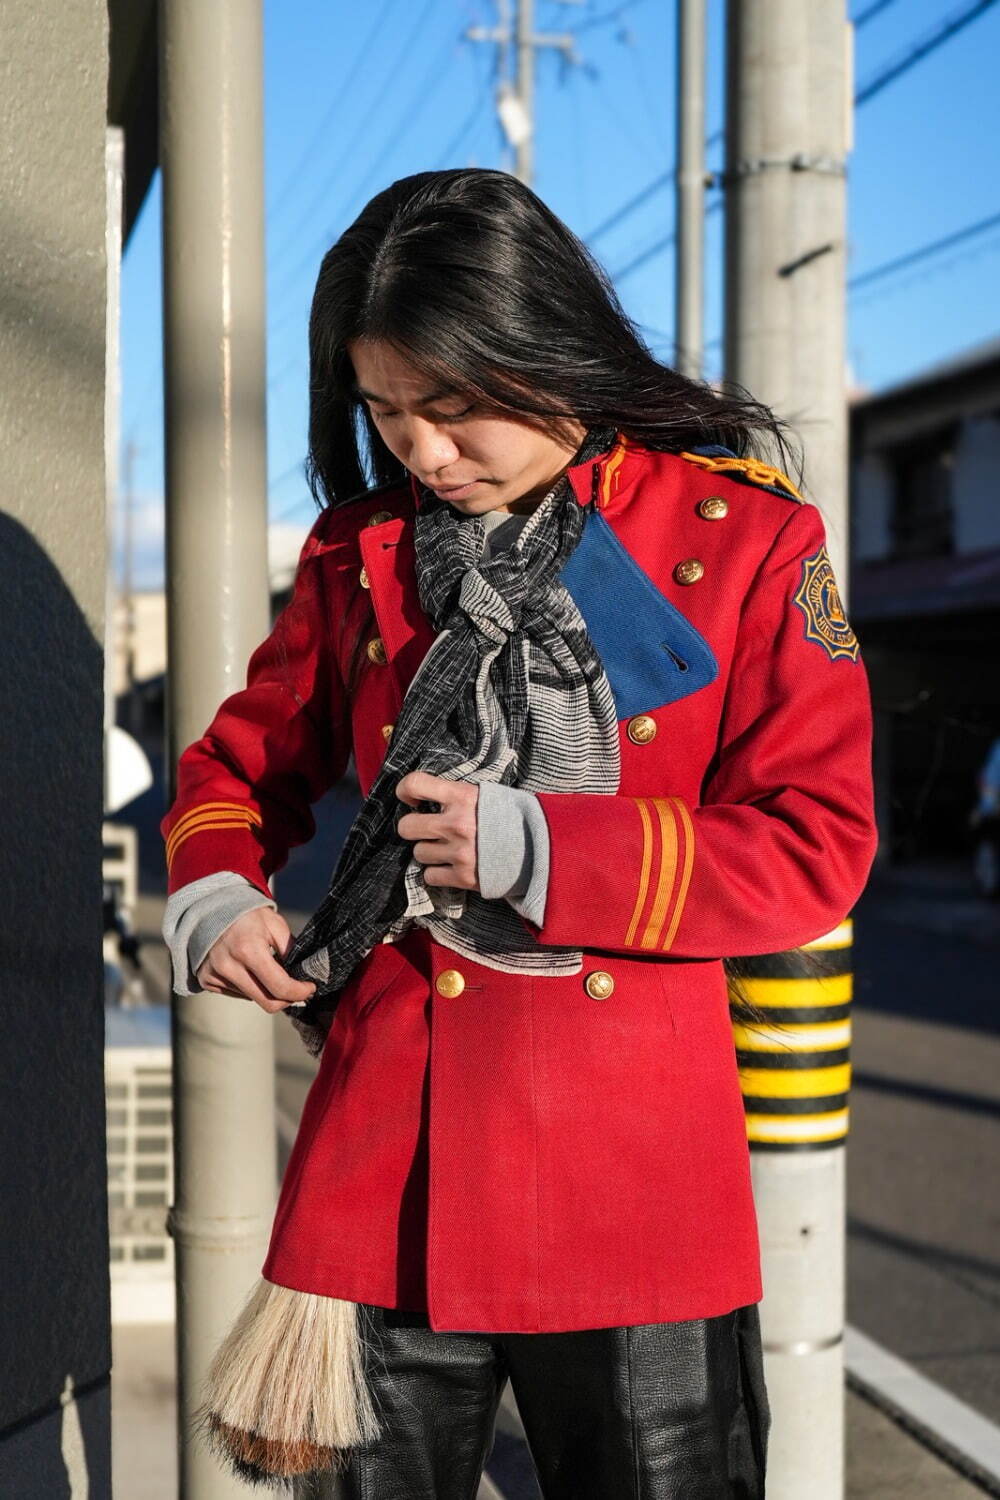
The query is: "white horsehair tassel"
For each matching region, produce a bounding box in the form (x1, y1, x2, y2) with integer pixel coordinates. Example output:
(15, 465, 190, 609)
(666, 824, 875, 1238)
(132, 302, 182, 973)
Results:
(194, 1278, 382, 1485)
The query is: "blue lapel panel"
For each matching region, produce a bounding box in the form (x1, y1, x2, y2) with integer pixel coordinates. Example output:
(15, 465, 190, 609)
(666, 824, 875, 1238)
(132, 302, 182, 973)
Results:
(559, 509, 718, 718)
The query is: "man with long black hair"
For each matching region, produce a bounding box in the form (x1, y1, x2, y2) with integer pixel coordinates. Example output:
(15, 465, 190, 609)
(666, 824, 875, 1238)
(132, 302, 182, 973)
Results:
(162, 168, 876, 1496)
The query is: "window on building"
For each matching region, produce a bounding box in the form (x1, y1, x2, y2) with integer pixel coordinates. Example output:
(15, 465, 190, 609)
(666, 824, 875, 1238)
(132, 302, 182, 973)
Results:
(889, 430, 956, 558)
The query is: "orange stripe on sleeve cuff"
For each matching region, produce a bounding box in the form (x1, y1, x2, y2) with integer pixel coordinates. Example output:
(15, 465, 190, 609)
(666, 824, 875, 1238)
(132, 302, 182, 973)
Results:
(622, 796, 695, 951)
(165, 801, 263, 869)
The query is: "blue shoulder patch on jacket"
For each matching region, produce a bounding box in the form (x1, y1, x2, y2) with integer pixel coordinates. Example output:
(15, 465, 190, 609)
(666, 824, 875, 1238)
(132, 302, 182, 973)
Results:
(559, 509, 719, 718)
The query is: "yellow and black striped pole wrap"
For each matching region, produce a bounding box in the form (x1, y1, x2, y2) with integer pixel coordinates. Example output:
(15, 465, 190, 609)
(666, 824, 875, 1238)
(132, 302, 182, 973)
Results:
(729, 920, 853, 1150)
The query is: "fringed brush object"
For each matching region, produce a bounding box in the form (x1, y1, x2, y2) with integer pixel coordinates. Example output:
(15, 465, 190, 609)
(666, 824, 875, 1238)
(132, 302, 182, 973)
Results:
(194, 1277, 382, 1486)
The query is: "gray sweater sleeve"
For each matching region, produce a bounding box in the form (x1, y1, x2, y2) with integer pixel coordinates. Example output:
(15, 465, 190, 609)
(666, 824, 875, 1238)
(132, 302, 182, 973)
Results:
(161, 871, 276, 996)
(475, 783, 550, 927)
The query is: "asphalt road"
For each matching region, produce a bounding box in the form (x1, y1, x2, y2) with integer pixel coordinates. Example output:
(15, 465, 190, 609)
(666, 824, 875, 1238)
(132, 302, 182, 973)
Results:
(849, 863, 1000, 1427)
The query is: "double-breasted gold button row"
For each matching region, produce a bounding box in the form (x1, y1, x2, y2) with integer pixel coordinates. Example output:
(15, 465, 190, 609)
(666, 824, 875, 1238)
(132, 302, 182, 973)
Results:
(669, 495, 727, 589)
(434, 967, 615, 1000)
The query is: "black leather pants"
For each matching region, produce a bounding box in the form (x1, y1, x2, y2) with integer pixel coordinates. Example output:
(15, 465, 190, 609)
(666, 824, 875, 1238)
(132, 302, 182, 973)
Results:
(337, 1303, 769, 1499)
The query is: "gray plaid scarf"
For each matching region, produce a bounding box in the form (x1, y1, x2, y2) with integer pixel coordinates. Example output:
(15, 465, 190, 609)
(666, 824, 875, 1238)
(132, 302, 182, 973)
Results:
(282, 428, 620, 1054)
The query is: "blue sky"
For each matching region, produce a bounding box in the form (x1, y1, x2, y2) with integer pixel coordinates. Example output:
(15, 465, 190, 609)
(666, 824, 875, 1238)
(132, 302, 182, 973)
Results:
(119, 0, 1000, 587)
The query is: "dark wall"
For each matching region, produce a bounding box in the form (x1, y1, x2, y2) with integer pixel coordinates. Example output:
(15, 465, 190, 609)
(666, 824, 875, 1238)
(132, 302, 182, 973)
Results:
(0, 515, 111, 1490)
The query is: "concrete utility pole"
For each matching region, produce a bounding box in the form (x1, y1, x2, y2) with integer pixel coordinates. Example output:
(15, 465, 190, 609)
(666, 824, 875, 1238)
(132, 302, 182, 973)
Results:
(467, 0, 579, 185)
(723, 1, 854, 584)
(674, 0, 707, 378)
(723, 5, 854, 1498)
(159, 1, 276, 1494)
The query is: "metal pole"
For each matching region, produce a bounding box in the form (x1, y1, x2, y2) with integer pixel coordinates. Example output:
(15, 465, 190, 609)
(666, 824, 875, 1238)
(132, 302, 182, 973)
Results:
(516, 0, 535, 185)
(159, 1, 277, 1494)
(723, 4, 854, 1497)
(122, 440, 138, 734)
(674, 0, 706, 379)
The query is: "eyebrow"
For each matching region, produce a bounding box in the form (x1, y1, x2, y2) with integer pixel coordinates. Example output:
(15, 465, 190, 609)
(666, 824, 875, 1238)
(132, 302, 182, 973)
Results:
(354, 384, 461, 407)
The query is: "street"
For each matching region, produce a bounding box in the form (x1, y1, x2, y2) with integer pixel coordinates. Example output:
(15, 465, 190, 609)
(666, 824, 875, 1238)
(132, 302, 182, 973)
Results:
(850, 863, 1000, 1426)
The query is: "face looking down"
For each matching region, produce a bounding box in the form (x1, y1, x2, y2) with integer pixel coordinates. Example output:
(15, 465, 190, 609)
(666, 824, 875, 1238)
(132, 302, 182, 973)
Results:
(349, 339, 588, 516)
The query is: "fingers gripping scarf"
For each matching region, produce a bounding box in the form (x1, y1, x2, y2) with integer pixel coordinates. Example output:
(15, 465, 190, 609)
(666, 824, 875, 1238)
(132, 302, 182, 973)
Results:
(199, 430, 621, 1486)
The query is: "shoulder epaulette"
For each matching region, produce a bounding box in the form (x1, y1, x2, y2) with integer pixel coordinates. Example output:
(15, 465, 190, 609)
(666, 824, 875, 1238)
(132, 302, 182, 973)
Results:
(679, 447, 804, 502)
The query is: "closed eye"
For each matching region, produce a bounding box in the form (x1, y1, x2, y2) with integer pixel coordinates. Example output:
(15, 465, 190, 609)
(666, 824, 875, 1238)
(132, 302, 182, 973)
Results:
(427, 403, 476, 422)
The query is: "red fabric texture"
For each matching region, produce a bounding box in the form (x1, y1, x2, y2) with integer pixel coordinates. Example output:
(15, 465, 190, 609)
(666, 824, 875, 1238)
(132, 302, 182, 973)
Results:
(161, 442, 877, 1332)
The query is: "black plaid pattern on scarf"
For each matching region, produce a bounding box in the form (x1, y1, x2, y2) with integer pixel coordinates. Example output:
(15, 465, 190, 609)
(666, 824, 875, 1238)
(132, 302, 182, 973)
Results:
(282, 428, 619, 1055)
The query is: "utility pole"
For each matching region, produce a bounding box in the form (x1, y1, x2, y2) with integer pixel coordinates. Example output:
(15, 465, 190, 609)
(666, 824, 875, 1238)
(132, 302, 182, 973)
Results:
(674, 0, 707, 378)
(121, 439, 137, 733)
(160, 0, 276, 1493)
(467, 0, 579, 185)
(723, 5, 855, 1497)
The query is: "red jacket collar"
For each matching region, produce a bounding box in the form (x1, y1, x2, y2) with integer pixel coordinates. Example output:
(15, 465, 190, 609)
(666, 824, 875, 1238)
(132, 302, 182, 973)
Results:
(408, 432, 636, 514)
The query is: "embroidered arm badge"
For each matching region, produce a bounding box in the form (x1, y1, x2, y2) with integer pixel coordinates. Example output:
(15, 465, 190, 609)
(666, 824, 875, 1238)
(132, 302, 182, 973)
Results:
(793, 545, 859, 662)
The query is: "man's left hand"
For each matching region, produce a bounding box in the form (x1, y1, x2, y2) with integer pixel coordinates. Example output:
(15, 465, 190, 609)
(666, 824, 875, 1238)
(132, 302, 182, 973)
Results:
(396, 770, 480, 890)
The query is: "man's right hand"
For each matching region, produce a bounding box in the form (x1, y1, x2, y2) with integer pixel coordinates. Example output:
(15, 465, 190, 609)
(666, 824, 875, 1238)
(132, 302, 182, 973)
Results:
(196, 907, 317, 1013)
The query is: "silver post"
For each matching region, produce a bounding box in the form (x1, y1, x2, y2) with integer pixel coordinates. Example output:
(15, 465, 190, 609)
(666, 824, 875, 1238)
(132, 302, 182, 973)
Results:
(467, 0, 577, 188)
(674, 0, 706, 379)
(724, 4, 854, 1496)
(159, 0, 277, 1492)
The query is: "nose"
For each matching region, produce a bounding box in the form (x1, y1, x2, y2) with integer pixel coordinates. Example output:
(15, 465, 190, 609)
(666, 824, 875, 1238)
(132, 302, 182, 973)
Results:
(405, 417, 461, 480)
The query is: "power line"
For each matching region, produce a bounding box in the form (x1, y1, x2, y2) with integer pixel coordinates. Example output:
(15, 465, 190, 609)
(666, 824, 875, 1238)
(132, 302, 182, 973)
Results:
(855, 0, 1000, 105)
(610, 196, 721, 283)
(268, 18, 461, 330)
(593, 0, 998, 260)
(265, 0, 442, 295)
(853, 0, 899, 29)
(847, 207, 1000, 290)
(569, 0, 653, 35)
(584, 128, 722, 246)
(583, 174, 673, 253)
(268, 27, 477, 342)
(266, 0, 406, 243)
(607, 0, 1000, 286)
(433, 42, 494, 167)
(335, 29, 466, 228)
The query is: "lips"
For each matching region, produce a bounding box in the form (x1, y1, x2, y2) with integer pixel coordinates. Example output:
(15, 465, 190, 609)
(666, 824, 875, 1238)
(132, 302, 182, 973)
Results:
(430, 480, 480, 497)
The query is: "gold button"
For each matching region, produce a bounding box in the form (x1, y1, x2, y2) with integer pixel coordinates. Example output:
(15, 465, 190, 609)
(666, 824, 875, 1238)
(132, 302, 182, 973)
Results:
(366, 636, 387, 664)
(627, 714, 657, 744)
(435, 968, 466, 998)
(674, 558, 705, 585)
(367, 509, 392, 525)
(698, 496, 728, 520)
(380, 722, 394, 741)
(359, 565, 370, 589)
(584, 970, 615, 1000)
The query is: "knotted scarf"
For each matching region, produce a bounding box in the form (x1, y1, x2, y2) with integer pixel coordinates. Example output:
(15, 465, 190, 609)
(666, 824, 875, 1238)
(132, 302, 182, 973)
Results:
(281, 427, 621, 1054)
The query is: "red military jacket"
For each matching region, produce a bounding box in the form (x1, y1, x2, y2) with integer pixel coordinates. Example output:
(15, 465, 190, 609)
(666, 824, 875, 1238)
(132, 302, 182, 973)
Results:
(161, 438, 877, 1334)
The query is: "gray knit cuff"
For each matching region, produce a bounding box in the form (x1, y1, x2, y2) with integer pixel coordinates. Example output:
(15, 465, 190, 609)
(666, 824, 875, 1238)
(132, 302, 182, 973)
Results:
(161, 871, 277, 996)
(476, 781, 550, 927)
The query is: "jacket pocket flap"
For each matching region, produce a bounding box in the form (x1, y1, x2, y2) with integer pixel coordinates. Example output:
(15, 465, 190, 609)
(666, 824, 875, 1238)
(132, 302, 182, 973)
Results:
(559, 510, 719, 718)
